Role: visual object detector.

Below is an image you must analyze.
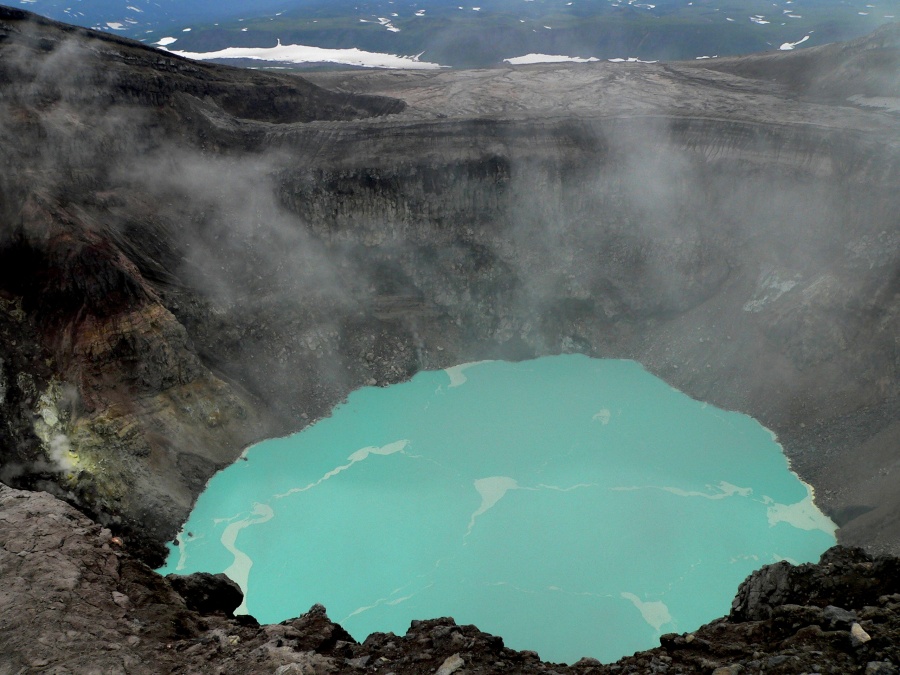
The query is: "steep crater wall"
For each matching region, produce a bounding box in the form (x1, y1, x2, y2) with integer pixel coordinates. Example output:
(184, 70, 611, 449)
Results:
(164, 114, 900, 555)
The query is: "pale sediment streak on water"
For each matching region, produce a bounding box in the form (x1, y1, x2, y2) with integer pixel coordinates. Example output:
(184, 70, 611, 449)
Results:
(345, 588, 419, 620)
(466, 477, 599, 536)
(612, 480, 834, 535)
(173, 532, 205, 573)
(592, 409, 612, 425)
(610, 481, 752, 500)
(611, 474, 835, 539)
(487, 580, 677, 631)
(274, 440, 409, 498)
(765, 487, 838, 535)
(221, 503, 274, 614)
(534, 483, 598, 492)
(466, 476, 520, 536)
(216, 440, 412, 613)
(444, 361, 492, 388)
(343, 576, 437, 622)
(620, 592, 674, 632)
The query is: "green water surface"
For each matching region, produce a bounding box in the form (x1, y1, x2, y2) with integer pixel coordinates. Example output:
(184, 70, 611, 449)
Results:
(160, 356, 835, 663)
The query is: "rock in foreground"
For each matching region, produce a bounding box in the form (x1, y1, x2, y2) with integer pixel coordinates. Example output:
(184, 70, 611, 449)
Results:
(2, 484, 899, 674)
(166, 572, 244, 617)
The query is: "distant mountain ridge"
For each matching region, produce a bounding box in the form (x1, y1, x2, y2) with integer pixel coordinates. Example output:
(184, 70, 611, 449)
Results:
(700, 21, 900, 100)
(9, 0, 900, 67)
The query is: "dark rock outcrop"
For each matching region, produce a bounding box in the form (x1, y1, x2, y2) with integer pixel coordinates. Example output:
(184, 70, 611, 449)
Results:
(731, 546, 900, 622)
(284, 603, 357, 655)
(167, 571, 244, 617)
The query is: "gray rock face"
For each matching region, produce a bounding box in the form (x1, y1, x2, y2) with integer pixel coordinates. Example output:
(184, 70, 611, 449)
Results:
(824, 605, 859, 629)
(731, 546, 900, 622)
(0, 484, 195, 673)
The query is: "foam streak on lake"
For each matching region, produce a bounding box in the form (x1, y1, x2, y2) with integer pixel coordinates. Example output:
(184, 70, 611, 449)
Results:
(160, 356, 835, 663)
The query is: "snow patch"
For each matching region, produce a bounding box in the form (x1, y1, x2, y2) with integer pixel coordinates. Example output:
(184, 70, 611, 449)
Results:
(779, 35, 810, 50)
(505, 53, 600, 64)
(168, 43, 447, 69)
(377, 17, 401, 32)
(743, 271, 800, 311)
(607, 57, 658, 63)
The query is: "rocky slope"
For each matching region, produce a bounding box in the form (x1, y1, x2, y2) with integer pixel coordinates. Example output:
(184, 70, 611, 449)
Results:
(3, 483, 900, 674)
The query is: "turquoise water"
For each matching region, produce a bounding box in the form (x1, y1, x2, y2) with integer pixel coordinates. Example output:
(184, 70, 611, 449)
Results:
(159, 356, 835, 663)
